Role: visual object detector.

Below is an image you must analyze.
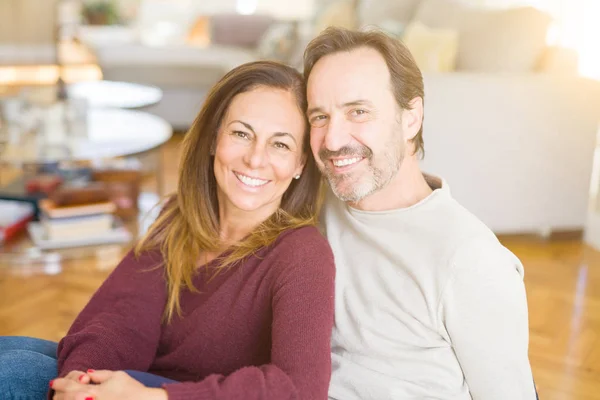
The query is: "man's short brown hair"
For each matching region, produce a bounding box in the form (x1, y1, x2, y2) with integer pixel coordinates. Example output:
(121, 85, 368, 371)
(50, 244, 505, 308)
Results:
(303, 27, 425, 157)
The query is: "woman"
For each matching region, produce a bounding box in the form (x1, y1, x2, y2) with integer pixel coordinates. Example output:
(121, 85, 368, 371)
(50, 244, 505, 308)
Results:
(0, 61, 335, 400)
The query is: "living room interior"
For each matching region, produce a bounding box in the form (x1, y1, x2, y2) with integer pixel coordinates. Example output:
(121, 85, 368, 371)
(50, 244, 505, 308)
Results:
(1, 0, 599, 398)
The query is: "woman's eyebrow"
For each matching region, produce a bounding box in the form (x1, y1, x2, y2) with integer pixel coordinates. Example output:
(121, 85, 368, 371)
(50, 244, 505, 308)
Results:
(272, 132, 297, 144)
(229, 120, 255, 133)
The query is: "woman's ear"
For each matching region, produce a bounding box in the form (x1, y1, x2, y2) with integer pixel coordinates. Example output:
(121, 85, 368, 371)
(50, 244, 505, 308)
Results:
(294, 154, 307, 178)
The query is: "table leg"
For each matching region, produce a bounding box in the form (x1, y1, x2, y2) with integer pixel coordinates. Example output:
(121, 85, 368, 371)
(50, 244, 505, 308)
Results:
(156, 145, 165, 198)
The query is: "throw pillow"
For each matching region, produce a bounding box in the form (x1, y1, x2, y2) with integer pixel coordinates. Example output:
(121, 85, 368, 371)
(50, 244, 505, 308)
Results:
(187, 16, 211, 47)
(210, 13, 275, 48)
(257, 22, 296, 62)
(313, 0, 358, 35)
(358, 0, 422, 27)
(374, 19, 406, 38)
(402, 20, 458, 72)
(415, 0, 552, 72)
(536, 45, 579, 75)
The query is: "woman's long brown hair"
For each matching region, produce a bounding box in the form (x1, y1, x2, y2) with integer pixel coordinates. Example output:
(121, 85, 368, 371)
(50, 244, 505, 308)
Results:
(135, 61, 323, 322)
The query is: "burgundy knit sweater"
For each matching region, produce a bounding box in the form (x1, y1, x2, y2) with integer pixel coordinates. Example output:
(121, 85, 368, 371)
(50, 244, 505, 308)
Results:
(56, 226, 335, 400)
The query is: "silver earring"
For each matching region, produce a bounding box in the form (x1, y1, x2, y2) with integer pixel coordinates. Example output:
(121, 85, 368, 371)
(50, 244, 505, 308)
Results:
(294, 175, 301, 180)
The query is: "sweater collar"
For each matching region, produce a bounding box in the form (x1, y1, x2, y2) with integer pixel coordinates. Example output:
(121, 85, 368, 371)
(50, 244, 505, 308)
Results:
(343, 173, 450, 217)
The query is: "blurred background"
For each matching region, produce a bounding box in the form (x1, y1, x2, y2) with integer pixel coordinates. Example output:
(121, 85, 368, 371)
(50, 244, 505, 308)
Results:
(0, 1, 599, 399)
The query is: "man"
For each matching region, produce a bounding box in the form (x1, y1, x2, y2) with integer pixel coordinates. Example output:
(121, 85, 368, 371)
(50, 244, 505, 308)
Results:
(304, 27, 537, 400)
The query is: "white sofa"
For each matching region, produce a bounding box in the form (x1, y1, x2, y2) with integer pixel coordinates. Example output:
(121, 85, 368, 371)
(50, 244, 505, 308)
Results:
(81, 0, 600, 235)
(78, 10, 280, 129)
(86, 36, 256, 129)
(420, 73, 600, 234)
(86, 48, 600, 236)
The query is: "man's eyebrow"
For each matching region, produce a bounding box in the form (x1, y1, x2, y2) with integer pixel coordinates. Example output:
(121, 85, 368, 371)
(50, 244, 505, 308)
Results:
(342, 99, 374, 108)
(307, 106, 325, 117)
(307, 100, 374, 116)
(229, 120, 255, 132)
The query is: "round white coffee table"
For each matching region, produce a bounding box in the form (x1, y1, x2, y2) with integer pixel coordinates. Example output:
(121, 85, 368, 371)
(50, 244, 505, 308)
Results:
(67, 80, 163, 109)
(0, 108, 172, 164)
(0, 109, 172, 272)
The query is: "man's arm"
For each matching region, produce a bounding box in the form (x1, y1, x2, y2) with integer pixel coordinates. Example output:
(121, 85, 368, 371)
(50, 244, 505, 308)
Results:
(441, 236, 537, 400)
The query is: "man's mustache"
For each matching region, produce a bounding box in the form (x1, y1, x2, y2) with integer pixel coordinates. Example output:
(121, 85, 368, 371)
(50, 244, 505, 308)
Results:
(319, 145, 372, 164)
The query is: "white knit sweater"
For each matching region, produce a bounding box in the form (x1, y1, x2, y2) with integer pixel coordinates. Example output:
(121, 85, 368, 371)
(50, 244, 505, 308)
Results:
(323, 177, 536, 400)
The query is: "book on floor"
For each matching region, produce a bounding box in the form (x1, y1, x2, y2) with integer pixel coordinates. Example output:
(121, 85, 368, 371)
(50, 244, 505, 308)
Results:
(0, 200, 35, 243)
(38, 199, 116, 219)
(40, 213, 114, 241)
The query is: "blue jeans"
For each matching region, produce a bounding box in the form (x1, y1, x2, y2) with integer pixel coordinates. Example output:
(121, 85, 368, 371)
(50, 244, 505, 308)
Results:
(0, 336, 178, 400)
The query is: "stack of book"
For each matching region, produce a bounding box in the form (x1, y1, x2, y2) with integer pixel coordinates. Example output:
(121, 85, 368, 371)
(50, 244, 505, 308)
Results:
(0, 200, 35, 243)
(39, 199, 116, 240)
(27, 197, 132, 249)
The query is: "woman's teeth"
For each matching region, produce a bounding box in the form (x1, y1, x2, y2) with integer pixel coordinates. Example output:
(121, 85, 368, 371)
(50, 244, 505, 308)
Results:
(235, 173, 269, 187)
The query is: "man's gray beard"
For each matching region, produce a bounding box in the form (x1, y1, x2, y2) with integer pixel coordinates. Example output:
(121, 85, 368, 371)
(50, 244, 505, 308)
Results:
(325, 163, 383, 203)
(325, 148, 403, 203)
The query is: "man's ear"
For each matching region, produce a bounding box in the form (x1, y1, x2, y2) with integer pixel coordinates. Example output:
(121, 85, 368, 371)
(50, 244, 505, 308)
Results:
(402, 97, 424, 141)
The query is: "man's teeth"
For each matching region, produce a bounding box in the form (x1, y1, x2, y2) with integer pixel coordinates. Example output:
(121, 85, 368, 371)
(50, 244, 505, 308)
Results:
(333, 157, 362, 167)
(236, 173, 268, 187)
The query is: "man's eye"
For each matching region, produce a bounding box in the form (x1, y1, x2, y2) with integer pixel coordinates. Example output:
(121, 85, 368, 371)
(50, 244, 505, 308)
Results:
(310, 115, 328, 126)
(351, 109, 367, 116)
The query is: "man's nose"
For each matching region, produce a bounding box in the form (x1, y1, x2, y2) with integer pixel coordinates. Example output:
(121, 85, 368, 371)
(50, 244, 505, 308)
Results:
(323, 116, 352, 152)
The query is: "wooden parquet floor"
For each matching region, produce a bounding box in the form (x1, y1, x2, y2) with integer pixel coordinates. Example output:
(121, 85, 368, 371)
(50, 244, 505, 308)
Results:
(1, 136, 599, 399)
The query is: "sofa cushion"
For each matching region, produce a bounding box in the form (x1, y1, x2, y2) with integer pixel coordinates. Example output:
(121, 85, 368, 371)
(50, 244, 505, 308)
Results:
(358, 0, 422, 27)
(257, 22, 296, 61)
(415, 0, 552, 72)
(402, 20, 458, 72)
(413, 0, 463, 29)
(313, 0, 358, 34)
(374, 19, 406, 38)
(187, 16, 211, 47)
(210, 13, 274, 48)
(537, 46, 579, 75)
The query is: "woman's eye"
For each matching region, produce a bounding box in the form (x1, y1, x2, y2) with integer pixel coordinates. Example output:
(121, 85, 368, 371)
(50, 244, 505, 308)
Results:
(233, 131, 250, 139)
(274, 142, 290, 150)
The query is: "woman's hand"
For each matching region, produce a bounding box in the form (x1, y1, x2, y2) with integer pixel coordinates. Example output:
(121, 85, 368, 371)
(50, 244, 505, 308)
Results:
(64, 370, 92, 385)
(51, 372, 93, 400)
(52, 370, 167, 400)
(87, 370, 167, 400)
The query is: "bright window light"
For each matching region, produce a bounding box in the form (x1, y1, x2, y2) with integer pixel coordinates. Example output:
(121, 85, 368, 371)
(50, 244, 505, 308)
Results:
(236, 0, 258, 15)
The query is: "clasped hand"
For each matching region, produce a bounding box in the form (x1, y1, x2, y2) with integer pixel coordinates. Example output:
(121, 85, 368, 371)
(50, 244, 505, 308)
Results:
(50, 370, 167, 400)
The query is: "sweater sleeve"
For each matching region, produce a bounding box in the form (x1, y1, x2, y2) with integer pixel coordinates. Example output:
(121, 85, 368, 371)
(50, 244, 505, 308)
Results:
(162, 227, 336, 400)
(56, 249, 167, 376)
(441, 237, 537, 400)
